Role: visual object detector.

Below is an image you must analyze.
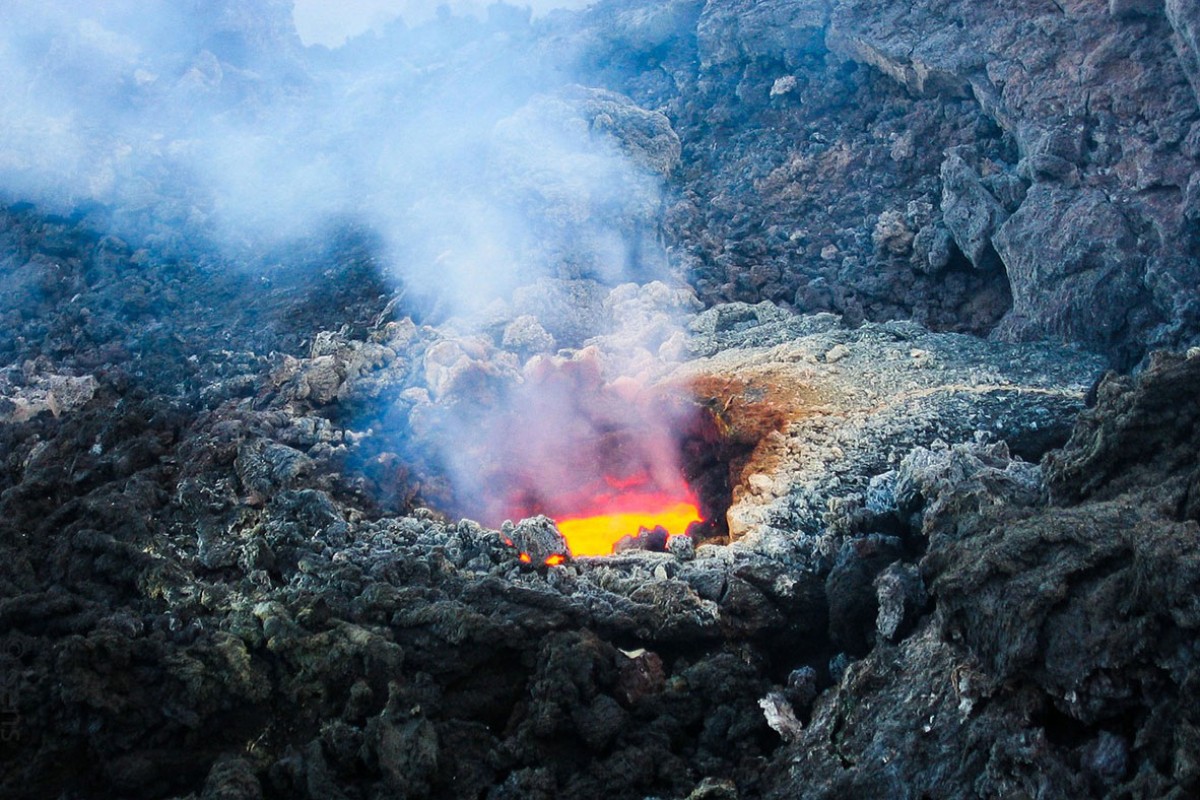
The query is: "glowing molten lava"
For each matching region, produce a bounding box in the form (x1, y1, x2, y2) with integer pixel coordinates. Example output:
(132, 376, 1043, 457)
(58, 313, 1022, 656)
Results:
(440, 352, 716, 561)
(554, 492, 703, 557)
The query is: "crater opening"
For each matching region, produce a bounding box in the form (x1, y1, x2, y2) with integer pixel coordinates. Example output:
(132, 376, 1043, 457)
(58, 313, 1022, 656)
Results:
(409, 356, 791, 559)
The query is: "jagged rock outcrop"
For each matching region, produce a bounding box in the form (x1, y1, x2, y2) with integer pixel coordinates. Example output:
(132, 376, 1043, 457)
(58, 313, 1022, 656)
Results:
(1168, 0, 1200, 102)
(576, 0, 1200, 365)
(0, 205, 1115, 799)
(1045, 349, 1200, 515)
(939, 149, 1009, 271)
(3, 1, 1200, 797)
(9, 0, 1195, 364)
(765, 352, 1200, 799)
(823, 0, 1197, 364)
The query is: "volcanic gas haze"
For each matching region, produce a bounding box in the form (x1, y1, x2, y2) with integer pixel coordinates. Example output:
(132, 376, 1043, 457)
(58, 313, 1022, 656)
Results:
(7, 1, 1200, 799)
(0, 0, 697, 553)
(412, 281, 713, 558)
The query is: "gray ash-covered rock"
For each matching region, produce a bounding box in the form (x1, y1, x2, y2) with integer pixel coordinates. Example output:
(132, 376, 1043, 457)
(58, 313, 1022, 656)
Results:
(767, 353, 1200, 799)
(573, 0, 1200, 366)
(2, 0, 1200, 798)
(673, 304, 1104, 546)
(0, 199, 1109, 799)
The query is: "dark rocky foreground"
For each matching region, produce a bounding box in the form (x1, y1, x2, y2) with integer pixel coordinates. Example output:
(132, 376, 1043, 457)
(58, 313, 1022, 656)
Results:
(1, 0, 1200, 798)
(1, 201, 1197, 800)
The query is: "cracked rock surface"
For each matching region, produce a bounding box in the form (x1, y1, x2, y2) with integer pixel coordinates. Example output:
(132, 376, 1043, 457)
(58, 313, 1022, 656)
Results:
(2, 1, 1199, 798)
(13, 181, 1196, 798)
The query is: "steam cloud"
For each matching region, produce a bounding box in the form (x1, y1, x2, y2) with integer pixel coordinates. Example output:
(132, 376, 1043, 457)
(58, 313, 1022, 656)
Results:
(293, 0, 594, 47)
(0, 0, 697, 533)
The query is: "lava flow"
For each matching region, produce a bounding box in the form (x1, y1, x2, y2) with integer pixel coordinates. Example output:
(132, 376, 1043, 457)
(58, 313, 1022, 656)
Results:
(553, 490, 703, 557)
(436, 350, 719, 560)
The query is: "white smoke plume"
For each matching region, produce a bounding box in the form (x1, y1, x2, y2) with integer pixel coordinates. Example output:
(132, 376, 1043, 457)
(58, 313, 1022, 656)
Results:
(0, 0, 701, 535)
(0, 0, 679, 311)
(293, 0, 593, 47)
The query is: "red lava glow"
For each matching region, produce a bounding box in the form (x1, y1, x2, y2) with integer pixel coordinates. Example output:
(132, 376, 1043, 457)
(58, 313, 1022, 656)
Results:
(553, 491, 703, 557)
(505, 539, 570, 566)
(444, 353, 713, 562)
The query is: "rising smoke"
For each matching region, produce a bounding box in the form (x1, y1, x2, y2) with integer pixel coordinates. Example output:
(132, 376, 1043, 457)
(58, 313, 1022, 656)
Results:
(0, 1, 680, 312)
(0, 0, 700, 534)
(293, 0, 594, 47)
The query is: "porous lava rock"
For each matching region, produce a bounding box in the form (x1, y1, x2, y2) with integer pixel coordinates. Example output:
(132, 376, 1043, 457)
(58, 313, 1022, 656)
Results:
(765, 352, 1200, 799)
(572, 0, 1200, 365)
(0, 203, 1115, 799)
(2, 0, 1200, 797)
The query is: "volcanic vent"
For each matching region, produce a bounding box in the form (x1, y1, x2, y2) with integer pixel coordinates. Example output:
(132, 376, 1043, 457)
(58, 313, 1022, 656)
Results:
(414, 348, 771, 559)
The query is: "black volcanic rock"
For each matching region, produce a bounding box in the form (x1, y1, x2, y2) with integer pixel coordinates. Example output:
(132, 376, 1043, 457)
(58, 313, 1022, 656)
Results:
(765, 354, 1200, 799)
(575, 0, 1199, 364)
(0, 201, 1108, 798)
(1045, 350, 1200, 516)
(823, 0, 1198, 364)
(2, 0, 1200, 798)
(1169, 0, 1200, 102)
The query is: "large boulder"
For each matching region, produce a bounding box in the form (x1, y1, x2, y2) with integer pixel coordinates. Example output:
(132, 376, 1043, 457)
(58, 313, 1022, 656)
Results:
(939, 150, 1009, 271)
(992, 184, 1152, 355)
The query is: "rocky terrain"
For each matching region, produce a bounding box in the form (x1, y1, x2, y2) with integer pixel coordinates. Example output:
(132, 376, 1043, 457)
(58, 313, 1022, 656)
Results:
(1, 1, 1199, 799)
(561, 0, 1200, 368)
